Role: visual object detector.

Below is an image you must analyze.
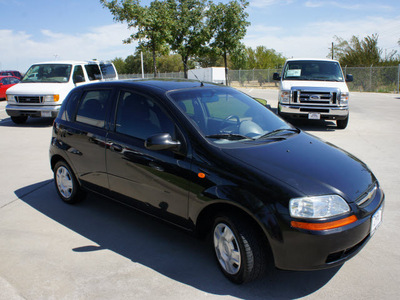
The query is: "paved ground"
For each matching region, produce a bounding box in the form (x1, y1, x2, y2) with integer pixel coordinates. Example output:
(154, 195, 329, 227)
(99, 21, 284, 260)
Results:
(0, 89, 399, 299)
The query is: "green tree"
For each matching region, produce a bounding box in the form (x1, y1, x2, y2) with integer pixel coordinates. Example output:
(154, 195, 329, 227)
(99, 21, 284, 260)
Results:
(111, 57, 126, 74)
(166, 0, 210, 78)
(332, 34, 382, 66)
(101, 0, 171, 77)
(208, 0, 250, 84)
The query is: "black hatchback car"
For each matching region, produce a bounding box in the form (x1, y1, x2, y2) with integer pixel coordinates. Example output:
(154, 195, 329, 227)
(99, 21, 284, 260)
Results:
(50, 79, 384, 284)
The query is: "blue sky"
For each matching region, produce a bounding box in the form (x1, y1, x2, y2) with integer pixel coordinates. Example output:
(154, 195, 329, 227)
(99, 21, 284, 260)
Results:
(1, 0, 399, 72)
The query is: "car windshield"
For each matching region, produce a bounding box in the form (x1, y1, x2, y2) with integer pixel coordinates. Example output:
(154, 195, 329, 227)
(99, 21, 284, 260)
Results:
(22, 64, 72, 83)
(283, 60, 344, 82)
(168, 87, 293, 143)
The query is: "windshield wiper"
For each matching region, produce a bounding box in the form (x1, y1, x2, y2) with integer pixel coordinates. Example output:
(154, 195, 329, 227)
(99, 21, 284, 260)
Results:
(259, 128, 300, 139)
(206, 133, 255, 141)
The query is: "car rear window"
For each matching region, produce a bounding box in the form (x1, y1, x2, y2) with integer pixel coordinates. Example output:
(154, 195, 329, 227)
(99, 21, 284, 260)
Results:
(75, 90, 111, 128)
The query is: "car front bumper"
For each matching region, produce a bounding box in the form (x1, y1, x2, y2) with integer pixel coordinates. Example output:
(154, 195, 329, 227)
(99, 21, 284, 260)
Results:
(268, 187, 384, 271)
(279, 103, 349, 120)
(6, 104, 61, 118)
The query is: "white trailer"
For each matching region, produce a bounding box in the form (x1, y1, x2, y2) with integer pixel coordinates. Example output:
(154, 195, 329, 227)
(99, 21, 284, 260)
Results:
(188, 67, 226, 85)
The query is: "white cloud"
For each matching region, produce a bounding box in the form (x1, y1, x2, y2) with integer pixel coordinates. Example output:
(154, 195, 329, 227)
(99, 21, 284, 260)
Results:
(244, 15, 400, 59)
(0, 24, 134, 72)
(250, 0, 294, 8)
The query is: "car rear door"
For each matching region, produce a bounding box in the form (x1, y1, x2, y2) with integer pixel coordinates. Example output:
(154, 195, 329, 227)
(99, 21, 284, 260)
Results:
(105, 89, 193, 226)
(58, 87, 115, 194)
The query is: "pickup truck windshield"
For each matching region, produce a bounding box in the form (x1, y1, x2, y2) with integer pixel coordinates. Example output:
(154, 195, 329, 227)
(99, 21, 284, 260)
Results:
(283, 61, 344, 82)
(22, 64, 72, 83)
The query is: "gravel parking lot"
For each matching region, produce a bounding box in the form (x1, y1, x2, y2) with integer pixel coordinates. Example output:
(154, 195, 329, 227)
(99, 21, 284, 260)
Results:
(0, 89, 399, 299)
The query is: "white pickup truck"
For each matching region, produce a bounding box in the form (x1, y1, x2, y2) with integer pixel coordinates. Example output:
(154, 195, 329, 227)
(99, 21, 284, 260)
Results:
(6, 60, 118, 124)
(273, 58, 353, 129)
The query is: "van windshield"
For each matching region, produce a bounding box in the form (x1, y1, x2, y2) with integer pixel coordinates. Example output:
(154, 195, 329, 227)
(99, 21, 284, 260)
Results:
(22, 64, 72, 83)
(283, 61, 344, 82)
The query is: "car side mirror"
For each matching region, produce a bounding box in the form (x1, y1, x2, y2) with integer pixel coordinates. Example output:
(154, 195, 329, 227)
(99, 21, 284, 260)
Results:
(145, 133, 181, 151)
(346, 74, 353, 82)
(273, 73, 281, 81)
(0, 83, 3, 87)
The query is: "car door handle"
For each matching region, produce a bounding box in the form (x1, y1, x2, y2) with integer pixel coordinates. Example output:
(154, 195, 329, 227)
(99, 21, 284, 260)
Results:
(110, 143, 123, 152)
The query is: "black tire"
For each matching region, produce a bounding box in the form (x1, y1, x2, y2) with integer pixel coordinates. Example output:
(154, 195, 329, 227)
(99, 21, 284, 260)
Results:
(212, 213, 268, 284)
(53, 160, 85, 204)
(11, 116, 28, 124)
(337, 115, 349, 129)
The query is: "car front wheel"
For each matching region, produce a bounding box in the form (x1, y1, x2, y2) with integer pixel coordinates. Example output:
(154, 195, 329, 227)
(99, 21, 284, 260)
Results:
(337, 115, 349, 129)
(212, 213, 267, 284)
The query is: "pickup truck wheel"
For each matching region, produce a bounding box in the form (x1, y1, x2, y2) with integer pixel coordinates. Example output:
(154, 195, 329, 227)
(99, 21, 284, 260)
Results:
(212, 213, 267, 284)
(337, 115, 349, 129)
(54, 161, 85, 204)
(11, 116, 28, 124)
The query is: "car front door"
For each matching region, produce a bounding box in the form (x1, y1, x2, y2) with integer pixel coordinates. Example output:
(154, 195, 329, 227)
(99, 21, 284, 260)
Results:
(105, 89, 193, 226)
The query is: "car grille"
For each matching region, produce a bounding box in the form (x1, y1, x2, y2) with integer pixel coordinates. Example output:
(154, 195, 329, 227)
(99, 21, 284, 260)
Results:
(355, 184, 378, 207)
(291, 87, 340, 106)
(16, 96, 44, 104)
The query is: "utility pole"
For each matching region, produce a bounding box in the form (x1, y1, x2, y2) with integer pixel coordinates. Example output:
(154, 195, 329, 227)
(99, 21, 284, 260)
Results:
(331, 42, 334, 60)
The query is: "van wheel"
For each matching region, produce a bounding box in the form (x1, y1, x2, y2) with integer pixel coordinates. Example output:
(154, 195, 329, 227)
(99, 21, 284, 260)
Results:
(54, 160, 85, 204)
(11, 116, 28, 124)
(212, 213, 267, 284)
(337, 115, 349, 129)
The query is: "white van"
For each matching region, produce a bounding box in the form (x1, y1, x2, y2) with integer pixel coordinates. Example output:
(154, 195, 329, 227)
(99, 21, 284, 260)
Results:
(273, 58, 353, 129)
(6, 60, 118, 124)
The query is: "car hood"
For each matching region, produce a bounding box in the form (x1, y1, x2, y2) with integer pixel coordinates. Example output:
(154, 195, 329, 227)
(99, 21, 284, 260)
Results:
(222, 132, 375, 202)
(6, 82, 72, 95)
(281, 80, 349, 92)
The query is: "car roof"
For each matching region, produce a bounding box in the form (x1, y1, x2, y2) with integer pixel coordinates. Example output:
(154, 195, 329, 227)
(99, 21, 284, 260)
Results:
(30, 60, 112, 65)
(286, 58, 340, 63)
(80, 78, 225, 92)
(0, 75, 19, 79)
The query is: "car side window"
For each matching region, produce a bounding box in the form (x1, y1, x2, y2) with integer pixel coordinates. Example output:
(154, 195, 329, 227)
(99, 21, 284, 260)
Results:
(73, 65, 85, 83)
(75, 90, 111, 128)
(115, 91, 175, 140)
(9, 78, 19, 84)
(60, 91, 80, 122)
(85, 65, 102, 81)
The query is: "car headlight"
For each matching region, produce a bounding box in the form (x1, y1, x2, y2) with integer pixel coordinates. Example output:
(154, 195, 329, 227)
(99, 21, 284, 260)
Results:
(339, 92, 349, 105)
(290, 195, 350, 219)
(280, 90, 290, 104)
(44, 95, 60, 102)
(7, 95, 16, 103)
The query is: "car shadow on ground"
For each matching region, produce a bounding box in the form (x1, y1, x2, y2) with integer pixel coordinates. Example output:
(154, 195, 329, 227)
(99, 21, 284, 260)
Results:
(15, 180, 341, 299)
(0, 117, 54, 127)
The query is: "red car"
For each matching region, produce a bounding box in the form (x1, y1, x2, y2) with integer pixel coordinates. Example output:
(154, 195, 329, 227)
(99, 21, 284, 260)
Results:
(0, 76, 20, 100)
(0, 70, 23, 80)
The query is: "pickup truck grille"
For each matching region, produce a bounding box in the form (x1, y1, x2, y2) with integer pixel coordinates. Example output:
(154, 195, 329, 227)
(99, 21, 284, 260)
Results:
(291, 87, 341, 106)
(16, 96, 44, 104)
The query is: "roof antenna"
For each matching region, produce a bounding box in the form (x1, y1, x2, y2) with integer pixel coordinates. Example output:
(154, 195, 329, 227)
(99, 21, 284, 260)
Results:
(183, 61, 204, 86)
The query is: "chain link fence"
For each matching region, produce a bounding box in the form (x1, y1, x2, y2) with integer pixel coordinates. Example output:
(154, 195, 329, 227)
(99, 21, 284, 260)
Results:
(120, 65, 400, 93)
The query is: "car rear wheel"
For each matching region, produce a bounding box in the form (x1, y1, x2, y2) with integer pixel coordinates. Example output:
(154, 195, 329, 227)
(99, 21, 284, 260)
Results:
(212, 213, 267, 284)
(54, 160, 85, 204)
(11, 116, 28, 124)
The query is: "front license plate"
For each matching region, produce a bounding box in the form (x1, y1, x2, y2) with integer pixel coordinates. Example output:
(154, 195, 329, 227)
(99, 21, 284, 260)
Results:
(370, 205, 383, 235)
(308, 113, 320, 120)
(41, 111, 52, 117)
